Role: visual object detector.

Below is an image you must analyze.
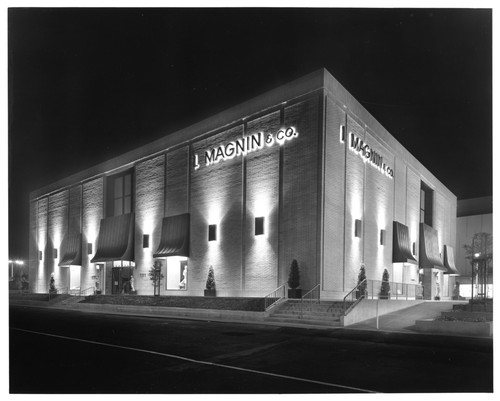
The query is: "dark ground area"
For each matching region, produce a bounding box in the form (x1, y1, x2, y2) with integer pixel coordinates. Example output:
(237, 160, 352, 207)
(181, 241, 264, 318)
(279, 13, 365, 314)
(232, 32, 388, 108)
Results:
(9, 305, 493, 394)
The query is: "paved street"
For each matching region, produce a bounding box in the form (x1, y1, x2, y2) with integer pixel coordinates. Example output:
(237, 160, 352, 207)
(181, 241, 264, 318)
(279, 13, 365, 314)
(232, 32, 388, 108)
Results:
(9, 305, 493, 393)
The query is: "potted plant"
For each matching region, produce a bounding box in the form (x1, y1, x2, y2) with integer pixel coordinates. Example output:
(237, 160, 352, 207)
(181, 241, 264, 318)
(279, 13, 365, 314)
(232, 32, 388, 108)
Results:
(287, 259, 301, 299)
(379, 268, 391, 299)
(204, 265, 216, 296)
(49, 273, 57, 295)
(356, 264, 367, 299)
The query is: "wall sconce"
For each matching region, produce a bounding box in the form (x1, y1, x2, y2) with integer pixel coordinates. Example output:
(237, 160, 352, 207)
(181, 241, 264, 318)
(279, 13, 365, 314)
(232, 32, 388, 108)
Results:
(255, 217, 265, 236)
(208, 224, 217, 242)
(354, 219, 362, 238)
(87, 243, 93, 255)
(54, 248, 58, 259)
(39, 250, 43, 260)
(143, 234, 150, 248)
(412, 242, 416, 255)
(340, 125, 346, 142)
(379, 229, 386, 245)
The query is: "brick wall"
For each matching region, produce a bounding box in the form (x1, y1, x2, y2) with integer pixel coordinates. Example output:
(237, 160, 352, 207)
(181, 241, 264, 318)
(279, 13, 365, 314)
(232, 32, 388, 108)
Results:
(190, 125, 244, 296)
(48, 190, 69, 290)
(282, 98, 320, 292)
(244, 111, 281, 296)
(135, 154, 165, 295)
(82, 178, 103, 292)
(323, 98, 346, 293)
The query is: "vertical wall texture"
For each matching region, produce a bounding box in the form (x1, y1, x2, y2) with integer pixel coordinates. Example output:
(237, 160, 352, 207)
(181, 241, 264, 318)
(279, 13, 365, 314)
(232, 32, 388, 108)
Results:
(190, 126, 244, 296)
(82, 178, 103, 291)
(48, 190, 69, 289)
(362, 130, 395, 284)
(282, 98, 320, 292)
(28, 200, 38, 292)
(135, 154, 165, 295)
(323, 98, 346, 293)
(166, 147, 189, 216)
(36, 198, 48, 292)
(343, 115, 365, 290)
(244, 111, 281, 295)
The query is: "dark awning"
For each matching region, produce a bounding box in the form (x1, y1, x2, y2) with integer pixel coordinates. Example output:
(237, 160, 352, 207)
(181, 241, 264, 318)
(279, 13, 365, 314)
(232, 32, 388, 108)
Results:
(91, 213, 135, 263)
(419, 223, 444, 270)
(153, 213, 190, 258)
(58, 232, 82, 267)
(443, 245, 460, 276)
(392, 221, 417, 264)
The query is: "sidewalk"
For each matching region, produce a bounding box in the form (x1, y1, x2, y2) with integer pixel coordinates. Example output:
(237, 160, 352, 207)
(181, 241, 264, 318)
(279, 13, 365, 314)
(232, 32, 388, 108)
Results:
(9, 296, 489, 340)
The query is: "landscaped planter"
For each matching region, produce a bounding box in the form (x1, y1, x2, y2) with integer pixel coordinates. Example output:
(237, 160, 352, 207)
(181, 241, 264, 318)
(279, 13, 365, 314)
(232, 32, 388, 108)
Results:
(415, 319, 492, 337)
(288, 289, 302, 299)
(204, 289, 216, 297)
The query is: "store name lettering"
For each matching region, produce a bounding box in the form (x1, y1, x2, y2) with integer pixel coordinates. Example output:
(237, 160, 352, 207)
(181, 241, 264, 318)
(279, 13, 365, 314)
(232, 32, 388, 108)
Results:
(348, 132, 394, 178)
(194, 127, 298, 170)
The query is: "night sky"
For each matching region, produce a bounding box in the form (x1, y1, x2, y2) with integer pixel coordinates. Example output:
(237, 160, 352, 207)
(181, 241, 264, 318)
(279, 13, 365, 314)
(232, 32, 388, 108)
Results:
(7, 8, 492, 260)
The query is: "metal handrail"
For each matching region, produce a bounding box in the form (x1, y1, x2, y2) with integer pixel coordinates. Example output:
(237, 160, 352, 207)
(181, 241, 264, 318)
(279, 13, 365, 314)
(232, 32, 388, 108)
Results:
(264, 284, 287, 311)
(79, 287, 96, 297)
(343, 279, 424, 315)
(342, 279, 367, 315)
(300, 284, 320, 318)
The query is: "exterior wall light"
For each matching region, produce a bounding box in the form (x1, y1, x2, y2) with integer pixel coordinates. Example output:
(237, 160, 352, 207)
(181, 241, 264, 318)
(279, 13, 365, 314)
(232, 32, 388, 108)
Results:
(354, 219, 362, 238)
(380, 229, 386, 245)
(208, 224, 217, 242)
(54, 248, 58, 259)
(340, 125, 346, 142)
(39, 251, 43, 260)
(413, 242, 416, 255)
(255, 217, 265, 236)
(87, 243, 93, 255)
(143, 234, 150, 248)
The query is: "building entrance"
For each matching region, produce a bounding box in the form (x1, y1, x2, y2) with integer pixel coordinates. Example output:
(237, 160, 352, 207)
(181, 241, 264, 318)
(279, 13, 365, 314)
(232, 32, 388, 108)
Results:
(111, 267, 134, 294)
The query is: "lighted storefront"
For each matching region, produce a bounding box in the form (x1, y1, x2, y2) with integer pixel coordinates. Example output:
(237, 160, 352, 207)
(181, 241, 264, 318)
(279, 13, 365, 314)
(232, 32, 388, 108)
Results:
(29, 68, 458, 300)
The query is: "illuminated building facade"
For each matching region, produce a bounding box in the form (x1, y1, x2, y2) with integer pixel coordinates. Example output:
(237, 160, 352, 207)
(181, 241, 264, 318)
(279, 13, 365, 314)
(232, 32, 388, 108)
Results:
(29, 69, 458, 300)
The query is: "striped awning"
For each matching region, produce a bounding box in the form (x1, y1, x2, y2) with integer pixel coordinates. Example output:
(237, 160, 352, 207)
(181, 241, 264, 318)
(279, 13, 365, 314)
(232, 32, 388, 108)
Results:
(419, 223, 444, 270)
(58, 232, 82, 267)
(153, 213, 190, 258)
(392, 221, 417, 264)
(443, 245, 460, 276)
(91, 213, 135, 263)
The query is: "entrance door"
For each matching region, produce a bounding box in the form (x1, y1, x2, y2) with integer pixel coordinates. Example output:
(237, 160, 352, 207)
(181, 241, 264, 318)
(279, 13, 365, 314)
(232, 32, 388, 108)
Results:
(112, 268, 121, 294)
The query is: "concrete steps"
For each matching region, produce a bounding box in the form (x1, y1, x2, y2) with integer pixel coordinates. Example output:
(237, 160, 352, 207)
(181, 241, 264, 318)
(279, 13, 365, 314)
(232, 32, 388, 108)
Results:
(266, 300, 349, 327)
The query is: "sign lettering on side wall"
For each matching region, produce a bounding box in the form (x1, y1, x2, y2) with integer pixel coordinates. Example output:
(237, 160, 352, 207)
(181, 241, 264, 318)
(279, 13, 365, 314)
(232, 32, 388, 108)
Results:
(341, 126, 394, 178)
(194, 127, 298, 170)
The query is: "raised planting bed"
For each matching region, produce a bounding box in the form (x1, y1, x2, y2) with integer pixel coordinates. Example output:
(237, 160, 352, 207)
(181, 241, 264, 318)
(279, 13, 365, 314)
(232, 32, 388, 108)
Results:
(415, 318, 492, 337)
(80, 295, 266, 311)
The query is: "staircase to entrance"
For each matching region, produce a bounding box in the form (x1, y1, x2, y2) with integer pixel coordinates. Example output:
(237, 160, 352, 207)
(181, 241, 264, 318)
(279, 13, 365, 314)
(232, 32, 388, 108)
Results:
(266, 299, 351, 327)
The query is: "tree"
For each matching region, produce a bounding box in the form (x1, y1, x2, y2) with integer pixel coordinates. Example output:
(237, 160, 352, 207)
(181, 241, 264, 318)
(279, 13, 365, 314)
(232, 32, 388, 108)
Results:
(357, 263, 367, 297)
(206, 265, 216, 290)
(380, 269, 390, 299)
(287, 259, 300, 289)
(49, 273, 57, 294)
(464, 232, 493, 299)
(148, 260, 164, 296)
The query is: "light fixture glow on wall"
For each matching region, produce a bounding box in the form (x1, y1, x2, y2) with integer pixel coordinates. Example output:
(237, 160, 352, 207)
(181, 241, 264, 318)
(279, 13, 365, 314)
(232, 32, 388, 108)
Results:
(54, 249, 58, 259)
(340, 125, 346, 142)
(255, 217, 265, 236)
(379, 229, 386, 245)
(208, 224, 217, 242)
(143, 234, 150, 248)
(87, 243, 93, 255)
(354, 219, 362, 238)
